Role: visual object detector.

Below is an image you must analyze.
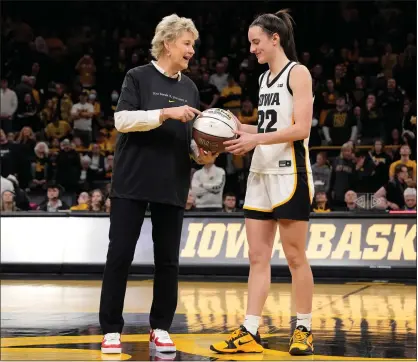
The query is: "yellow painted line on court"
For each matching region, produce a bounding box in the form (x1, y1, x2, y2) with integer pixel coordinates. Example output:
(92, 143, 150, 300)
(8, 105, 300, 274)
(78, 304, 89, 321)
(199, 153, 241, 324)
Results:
(0, 347, 131, 361)
(345, 282, 408, 286)
(1, 334, 415, 361)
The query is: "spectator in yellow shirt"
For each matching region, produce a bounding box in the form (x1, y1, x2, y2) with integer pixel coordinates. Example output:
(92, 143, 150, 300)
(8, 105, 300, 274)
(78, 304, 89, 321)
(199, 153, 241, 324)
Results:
(88, 131, 113, 155)
(70, 192, 90, 211)
(75, 55, 96, 89)
(40, 99, 56, 127)
(237, 99, 258, 125)
(29, 76, 40, 105)
(389, 145, 416, 181)
(51, 84, 73, 121)
(311, 191, 332, 212)
(100, 116, 118, 152)
(220, 75, 242, 115)
(72, 137, 88, 154)
(44, 116, 72, 142)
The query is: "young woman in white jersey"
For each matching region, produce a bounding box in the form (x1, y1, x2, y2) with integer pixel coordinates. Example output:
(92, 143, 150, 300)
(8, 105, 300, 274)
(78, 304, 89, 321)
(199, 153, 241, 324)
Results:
(210, 9, 315, 356)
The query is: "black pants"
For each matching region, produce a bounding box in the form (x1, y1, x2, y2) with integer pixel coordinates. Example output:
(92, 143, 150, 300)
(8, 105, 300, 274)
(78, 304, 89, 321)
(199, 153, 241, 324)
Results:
(99, 198, 184, 334)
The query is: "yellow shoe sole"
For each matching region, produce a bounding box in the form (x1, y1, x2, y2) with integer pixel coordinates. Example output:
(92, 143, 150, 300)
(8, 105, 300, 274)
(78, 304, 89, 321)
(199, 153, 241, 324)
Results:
(210, 345, 264, 354)
(289, 347, 314, 356)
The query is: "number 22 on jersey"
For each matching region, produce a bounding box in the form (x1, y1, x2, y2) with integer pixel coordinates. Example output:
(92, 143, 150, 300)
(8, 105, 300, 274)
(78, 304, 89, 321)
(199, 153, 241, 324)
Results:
(257, 109, 278, 133)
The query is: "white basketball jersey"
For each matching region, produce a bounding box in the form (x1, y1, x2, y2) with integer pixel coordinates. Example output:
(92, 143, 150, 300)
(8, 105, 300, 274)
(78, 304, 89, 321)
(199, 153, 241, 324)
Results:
(250, 61, 312, 175)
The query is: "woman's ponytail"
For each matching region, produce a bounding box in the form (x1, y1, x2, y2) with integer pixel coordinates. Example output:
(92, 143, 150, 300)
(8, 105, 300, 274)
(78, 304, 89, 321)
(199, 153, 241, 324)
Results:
(274, 9, 298, 62)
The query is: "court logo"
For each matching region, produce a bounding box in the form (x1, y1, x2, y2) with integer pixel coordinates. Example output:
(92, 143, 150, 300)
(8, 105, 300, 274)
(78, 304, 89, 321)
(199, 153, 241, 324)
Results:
(354, 193, 382, 209)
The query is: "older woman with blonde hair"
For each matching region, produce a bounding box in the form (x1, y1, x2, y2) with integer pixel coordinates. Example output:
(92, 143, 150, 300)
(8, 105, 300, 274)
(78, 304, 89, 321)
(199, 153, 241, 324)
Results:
(100, 14, 217, 355)
(30, 142, 50, 191)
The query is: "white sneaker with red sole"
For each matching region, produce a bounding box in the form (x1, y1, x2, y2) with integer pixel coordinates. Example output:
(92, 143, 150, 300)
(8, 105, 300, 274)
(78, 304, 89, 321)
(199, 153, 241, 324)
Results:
(101, 332, 122, 354)
(149, 329, 176, 353)
(150, 350, 176, 361)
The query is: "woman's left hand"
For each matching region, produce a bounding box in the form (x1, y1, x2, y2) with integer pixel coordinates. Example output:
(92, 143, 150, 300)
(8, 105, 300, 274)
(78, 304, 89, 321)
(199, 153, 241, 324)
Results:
(224, 130, 258, 155)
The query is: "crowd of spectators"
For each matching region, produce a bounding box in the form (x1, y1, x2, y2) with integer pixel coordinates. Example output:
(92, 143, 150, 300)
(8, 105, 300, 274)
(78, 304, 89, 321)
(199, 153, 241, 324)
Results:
(0, 1, 416, 213)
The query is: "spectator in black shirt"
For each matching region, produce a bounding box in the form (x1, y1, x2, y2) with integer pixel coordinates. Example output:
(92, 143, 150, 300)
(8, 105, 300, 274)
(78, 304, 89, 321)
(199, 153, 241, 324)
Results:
(370, 139, 391, 192)
(16, 93, 38, 131)
(344, 190, 358, 211)
(333, 64, 348, 95)
(393, 53, 412, 97)
(99, 14, 217, 355)
(401, 103, 416, 136)
(323, 96, 357, 146)
(0, 128, 19, 179)
(354, 150, 376, 194)
(30, 141, 51, 193)
(374, 163, 409, 210)
(198, 71, 219, 110)
(37, 182, 70, 212)
(379, 78, 404, 140)
(360, 94, 384, 144)
(330, 143, 356, 207)
(349, 76, 366, 108)
(358, 38, 380, 77)
(14, 75, 33, 105)
(55, 139, 81, 193)
(318, 79, 339, 125)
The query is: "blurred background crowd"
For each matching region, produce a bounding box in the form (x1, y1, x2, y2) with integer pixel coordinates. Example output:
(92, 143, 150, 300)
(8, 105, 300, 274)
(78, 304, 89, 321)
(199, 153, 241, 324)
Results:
(1, 1, 416, 214)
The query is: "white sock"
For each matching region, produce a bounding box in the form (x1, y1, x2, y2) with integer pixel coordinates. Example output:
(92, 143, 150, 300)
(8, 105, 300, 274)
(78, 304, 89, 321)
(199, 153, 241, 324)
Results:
(296, 313, 312, 331)
(243, 315, 260, 335)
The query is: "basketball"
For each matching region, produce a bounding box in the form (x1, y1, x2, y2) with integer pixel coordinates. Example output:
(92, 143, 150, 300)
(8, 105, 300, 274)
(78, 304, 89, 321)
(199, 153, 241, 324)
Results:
(192, 108, 238, 153)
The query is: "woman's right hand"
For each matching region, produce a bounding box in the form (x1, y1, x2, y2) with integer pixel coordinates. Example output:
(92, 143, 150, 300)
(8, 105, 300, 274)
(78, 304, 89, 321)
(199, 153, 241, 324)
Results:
(161, 106, 201, 123)
(227, 110, 242, 131)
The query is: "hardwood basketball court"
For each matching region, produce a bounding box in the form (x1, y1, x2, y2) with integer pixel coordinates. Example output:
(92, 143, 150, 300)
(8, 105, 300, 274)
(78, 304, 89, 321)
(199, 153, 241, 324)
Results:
(1, 279, 416, 360)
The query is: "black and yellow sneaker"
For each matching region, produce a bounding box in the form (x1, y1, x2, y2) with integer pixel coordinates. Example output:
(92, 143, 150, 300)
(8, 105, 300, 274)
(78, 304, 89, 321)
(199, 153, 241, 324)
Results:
(210, 326, 264, 354)
(289, 325, 314, 355)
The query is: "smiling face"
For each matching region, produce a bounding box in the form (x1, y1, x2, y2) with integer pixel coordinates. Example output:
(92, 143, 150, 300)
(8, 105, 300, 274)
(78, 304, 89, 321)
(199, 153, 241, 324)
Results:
(92, 191, 103, 205)
(248, 25, 279, 64)
(166, 31, 196, 71)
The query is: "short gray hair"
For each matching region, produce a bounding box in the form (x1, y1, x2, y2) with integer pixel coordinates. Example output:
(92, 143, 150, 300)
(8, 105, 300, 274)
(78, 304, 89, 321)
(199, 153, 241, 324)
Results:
(151, 14, 199, 60)
(404, 188, 417, 197)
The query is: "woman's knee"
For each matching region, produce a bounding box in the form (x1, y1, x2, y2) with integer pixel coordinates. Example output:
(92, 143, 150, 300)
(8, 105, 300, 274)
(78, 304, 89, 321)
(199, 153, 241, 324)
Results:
(285, 249, 307, 270)
(248, 247, 271, 267)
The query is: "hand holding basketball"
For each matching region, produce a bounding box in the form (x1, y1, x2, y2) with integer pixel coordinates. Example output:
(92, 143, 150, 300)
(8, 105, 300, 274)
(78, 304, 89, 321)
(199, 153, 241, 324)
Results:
(163, 105, 201, 123)
(226, 110, 242, 131)
(224, 130, 258, 155)
(192, 108, 238, 153)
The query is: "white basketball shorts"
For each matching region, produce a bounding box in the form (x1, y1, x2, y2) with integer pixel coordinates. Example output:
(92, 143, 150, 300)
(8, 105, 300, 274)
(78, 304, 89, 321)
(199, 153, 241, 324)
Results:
(243, 172, 314, 221)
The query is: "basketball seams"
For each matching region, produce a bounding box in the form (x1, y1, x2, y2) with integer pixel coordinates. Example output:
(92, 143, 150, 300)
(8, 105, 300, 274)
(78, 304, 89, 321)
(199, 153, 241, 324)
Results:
(196, 115, 235, 131)
(192, 128, 235, 141)
(192, 108, 238, 153)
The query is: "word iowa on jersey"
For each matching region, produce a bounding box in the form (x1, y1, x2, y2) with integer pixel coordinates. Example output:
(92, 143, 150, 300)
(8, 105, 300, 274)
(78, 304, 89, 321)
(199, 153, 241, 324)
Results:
(250, 61, 311, 175)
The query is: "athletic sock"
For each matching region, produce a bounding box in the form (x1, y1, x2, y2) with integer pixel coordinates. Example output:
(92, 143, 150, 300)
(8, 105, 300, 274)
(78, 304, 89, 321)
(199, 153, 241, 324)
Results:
(243, 315, 260, 335)
(296, 312, 312, 331)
